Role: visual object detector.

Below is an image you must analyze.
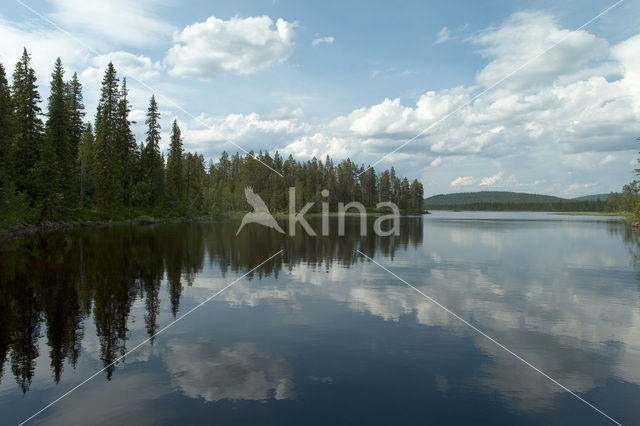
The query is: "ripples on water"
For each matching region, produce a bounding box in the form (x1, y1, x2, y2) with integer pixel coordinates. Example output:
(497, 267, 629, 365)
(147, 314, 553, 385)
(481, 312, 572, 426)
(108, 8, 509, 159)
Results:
(0, 212, 638, 424)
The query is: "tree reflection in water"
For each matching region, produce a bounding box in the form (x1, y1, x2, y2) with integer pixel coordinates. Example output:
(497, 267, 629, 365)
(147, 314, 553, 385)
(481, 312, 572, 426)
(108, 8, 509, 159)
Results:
(0, 216, 423, 391)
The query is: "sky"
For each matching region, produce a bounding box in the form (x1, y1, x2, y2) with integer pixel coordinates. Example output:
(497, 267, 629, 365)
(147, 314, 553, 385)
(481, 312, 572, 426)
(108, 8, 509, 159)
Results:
(1, 0, 639, 197)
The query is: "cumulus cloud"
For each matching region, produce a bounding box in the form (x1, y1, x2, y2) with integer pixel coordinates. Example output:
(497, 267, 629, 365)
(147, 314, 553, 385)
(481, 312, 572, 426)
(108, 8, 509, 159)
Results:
(312, 36, 334, 47)
(480, 171, 503, 186)
(283, 133, 350, 160)
(268, 14, 640, 194)
(85, 51, 162, 80)
(472, 12, 610, 89)
(177, 110, 310, 158)
(435, 27, 450, 44)
(165, 15, 296, 78)
(431, 157, 443, 167)
(450, 176, 478, 187)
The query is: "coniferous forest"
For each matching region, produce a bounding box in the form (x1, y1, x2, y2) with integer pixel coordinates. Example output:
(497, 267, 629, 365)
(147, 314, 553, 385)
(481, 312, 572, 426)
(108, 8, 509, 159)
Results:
(0, 49, 425, 228)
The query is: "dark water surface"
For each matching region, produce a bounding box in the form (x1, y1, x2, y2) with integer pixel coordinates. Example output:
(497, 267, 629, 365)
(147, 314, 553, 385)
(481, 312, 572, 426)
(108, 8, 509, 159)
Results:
(1, 212, 639, 425)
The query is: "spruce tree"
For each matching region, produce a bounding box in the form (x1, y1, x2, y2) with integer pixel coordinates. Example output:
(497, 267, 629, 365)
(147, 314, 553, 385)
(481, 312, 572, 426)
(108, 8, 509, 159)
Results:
(93, 62, 121, 210)
(65, 72, 85, 205)
(77, 124, 94, 208)
(11, 48, 43, 200)
(0, 62, 13, 195)
(117, 78, 137, 205)
(142, 95, 164, 206)
(37, 57, 68, 218)
(165, 120, 184, 211)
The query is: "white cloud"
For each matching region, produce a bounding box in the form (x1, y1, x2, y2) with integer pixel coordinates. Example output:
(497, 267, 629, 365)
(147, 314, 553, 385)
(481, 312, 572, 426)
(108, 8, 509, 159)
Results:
(312, 36, 334, 47)
(164, 340, 295, 402)
(566, 182, 598, 196)
(611, 34, 640, 114)
(472, 12, 610, 89)
(600, 154, 616, 165)
(480, 171, 504, 186)
(166, 15, 296, 79)
(283, 133, 349, 160)
(450, 176, 478, 187)
(0, 18, 89, 81)
(86, 51, 162, 81)
(275, 15, 640, 195)
(178, 111, 310, 157)
(48, 0, 174, 47)
(431, 157, 442, 167)
(435, 27, 450, 44)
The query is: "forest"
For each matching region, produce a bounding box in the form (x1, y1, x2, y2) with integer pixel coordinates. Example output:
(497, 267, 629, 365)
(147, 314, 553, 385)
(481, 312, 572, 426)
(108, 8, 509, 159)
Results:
(0, 49, 425, 228)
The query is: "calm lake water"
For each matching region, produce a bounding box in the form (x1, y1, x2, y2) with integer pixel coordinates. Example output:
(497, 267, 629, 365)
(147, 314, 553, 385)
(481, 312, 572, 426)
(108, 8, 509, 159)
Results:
(1, 212, 639, 425)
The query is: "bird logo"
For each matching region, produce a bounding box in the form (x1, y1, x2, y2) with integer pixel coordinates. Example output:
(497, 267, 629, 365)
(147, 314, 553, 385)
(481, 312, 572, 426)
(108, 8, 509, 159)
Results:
(236, 187, 286, 235)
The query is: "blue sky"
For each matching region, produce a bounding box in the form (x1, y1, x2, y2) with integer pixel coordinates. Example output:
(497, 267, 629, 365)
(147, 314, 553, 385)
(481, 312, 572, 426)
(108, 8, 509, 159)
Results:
(1, 0, 639, 197)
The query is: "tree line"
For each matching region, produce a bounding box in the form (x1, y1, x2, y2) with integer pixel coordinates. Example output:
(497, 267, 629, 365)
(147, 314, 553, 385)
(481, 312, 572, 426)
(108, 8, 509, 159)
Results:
(0, 49, 424, 226)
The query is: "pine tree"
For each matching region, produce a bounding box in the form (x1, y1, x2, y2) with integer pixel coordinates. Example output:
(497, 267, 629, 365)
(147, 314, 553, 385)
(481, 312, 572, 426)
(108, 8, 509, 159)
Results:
(77, 124, 94, 208)
(93, 63, 121, 210)
(409, 179, 423, 210)
(165, 120, 184, 211)
(117, 78, 137, 205)
(36, 57, 68, 218)
(0, 62, 13, 195)
(142, 95, 164, 206)
(11, 48, 43, 200)
(65, 72, 85, 205)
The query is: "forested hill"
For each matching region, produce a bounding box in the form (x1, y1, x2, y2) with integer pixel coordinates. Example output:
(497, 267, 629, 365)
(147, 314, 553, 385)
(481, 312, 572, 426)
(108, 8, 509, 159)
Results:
(424, 191, 609, 212)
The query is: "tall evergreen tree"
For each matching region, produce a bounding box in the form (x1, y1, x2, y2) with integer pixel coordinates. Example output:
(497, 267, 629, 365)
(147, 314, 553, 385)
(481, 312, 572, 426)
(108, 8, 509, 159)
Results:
(409, 179, 424, 210)
(11, 48, 43, 200)
(65, 72, 85, 205)
(142, 95, 164, 206)
(117, 78, 137, 205)
(0, 62, 13, 195)
(93, 62, 121, 210)
(77, 124, 94, 208)
(165, 120, 184, 211)
(36, 57, 68, 218)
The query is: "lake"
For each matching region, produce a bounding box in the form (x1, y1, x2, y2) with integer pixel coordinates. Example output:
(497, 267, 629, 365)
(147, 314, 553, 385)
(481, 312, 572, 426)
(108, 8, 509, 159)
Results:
(0, 212, 639, 425)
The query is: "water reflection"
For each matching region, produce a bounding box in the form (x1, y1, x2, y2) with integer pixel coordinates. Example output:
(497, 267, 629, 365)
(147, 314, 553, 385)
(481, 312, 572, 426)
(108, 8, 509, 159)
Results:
(1, 213, 639, 424)
(164, 340, 295, 402)
(0, 217, 422, 392)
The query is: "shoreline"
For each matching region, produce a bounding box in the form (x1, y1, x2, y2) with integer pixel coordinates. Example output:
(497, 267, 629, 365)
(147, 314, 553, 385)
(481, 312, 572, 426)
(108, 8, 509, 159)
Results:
(1, 210, 430, 241)
(0, 215, 227, 242)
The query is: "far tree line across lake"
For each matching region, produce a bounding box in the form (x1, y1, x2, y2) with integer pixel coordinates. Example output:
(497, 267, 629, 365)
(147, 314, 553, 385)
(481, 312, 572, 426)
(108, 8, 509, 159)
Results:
(0, 49, 425, 228)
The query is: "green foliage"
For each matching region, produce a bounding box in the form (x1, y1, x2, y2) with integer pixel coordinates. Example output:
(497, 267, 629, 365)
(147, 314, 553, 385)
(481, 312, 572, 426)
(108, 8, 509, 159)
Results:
(0, 183, 36, 227)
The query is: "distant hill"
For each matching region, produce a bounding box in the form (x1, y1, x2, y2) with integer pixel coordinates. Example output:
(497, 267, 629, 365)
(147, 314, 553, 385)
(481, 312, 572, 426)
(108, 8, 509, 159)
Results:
(425, 191, 564, 206)
(423, 191, 608, 212)
(571, 193, 612, 202)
